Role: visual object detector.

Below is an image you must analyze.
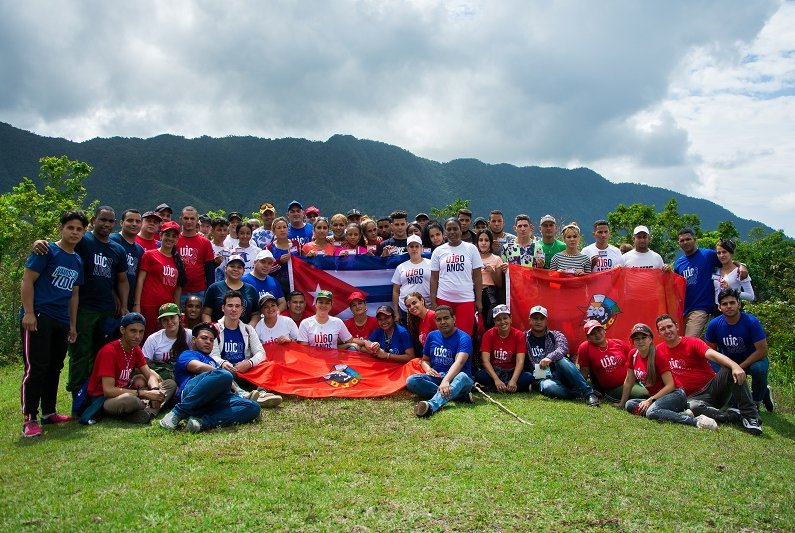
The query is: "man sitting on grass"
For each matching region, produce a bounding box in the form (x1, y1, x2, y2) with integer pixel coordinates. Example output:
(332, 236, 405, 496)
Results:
(577, 320, 648, 402)
(406, 306, 474, 417)
(473, 305, 532, 393)
(160, 322, 261, 433)
(85, 312, 176, 424)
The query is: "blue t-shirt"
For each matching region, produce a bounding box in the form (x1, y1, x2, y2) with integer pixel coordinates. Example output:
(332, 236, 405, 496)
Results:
(369, 324, 414, 355)
(704, 313, 767, 365)
(220, 326, 245, 364)
(422, 329, 473, 377)
(75, 232, 128, 311)
(241, 273, 285, 301)
(288, 223, 314, 251)
(674, 248, 721, 315)
(23, 243, 84, 326)
(109, 232, 144, 309)
(174, 349, 220, 396)
(203, 281, 259, 323)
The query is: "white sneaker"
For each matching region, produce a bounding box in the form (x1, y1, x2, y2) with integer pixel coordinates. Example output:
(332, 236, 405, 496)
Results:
(256, 392, 283, 408)
(159, 410, 183, 430)
(695, 414, 718, 430)
(683, 409, 694, 418)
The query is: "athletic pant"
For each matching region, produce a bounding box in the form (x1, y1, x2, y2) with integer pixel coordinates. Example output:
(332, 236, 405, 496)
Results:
(21, 313, 69, 418)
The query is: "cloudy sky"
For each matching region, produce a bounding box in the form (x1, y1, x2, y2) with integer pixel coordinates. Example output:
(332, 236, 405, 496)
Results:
(2, 1, 793, 235)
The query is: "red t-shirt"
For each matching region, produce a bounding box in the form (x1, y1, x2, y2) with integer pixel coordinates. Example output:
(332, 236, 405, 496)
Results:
(577, 338, 631, 389)
(419, 310, 437, 346)
(344, 316, 379, 339)
(630, 348, 681, 397)
(88, 340, 147, 396)
(135, 235, 159, 251)
(139, 249, 179, 308)
(656, 337, 715, 395)
(480, 326, 526, 370)
(177, 233, 214, 292)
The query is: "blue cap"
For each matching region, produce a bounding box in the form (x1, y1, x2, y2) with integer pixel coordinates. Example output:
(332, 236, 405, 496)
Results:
(120, 312, 146, 328)
(287, 200, 303, 211)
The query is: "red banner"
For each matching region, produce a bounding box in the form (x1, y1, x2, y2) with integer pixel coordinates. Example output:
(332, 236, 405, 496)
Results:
(508, 266, 686, 349)
(242, 343, 423, 398)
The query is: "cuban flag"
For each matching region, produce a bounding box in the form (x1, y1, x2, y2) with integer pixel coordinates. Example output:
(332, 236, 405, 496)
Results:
(288, 255, 407, 318)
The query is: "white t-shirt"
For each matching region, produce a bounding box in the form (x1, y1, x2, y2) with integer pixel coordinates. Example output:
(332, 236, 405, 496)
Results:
(255, 315, 300, 345)
(430, 241, 483, 302)
(297, 316, 353, 348)
(141, 329, 192, 363)
(582, 243, 624, 272)
(211, 242, 229, 282)
(392, 258, 432, 311)
(622, 249, 665, 269)
(223, 235, 239, 249)
(229, 244, 263, 274)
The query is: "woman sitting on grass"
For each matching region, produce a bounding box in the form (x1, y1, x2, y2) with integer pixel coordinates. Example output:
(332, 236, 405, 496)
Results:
(618, 323, 717, 430)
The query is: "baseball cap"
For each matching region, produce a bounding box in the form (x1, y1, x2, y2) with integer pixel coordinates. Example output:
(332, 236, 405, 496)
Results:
(316, 289, 333, 301)
(406, 235, 422, 246)
(142, 210, 162, 221)
(492, 304, 511, 319)
(529, 305, 548, 317)
(155, 203, 172, 213)
(258, 292, 278, 308)
(306, 206, 320, 216)
(228, 211, 243, 221)
(347, 291, 366, 304)
(255, 249, 274, 261)
(630, 323, 654, 338)
(415, 212, 429, 221)
(159, 220, 181, 234)
(259, 202, 275, 215)
(375, 305, 394, 317)
(633, 225, 650, 236)
(347, 209, 361, 218)
(473, 216, 487, 226)
(583, 319, 604, 335)
(287, 200, 303, 211)
(192, 322, 219, 339)
(120, 312, 146, 327)
(540, 214, 556, 224)
(157, 302, 181, 319)
(227, 254, 245, 265)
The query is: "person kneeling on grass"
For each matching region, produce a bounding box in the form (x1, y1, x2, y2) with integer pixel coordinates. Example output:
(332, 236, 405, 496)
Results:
(618, 323, 717, 430)
(473, 305, 532, 393)
(84, 313, 177, 424)
(406, 306, 474, 417)
(160, 322, 261, 433)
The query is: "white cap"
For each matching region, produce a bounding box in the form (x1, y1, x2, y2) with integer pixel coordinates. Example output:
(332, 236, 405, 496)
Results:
(529, 305, 548, 317)
(540, 214, 556, 224)
(227, 254, 244, 265)
(256, 249, 274, 261)
(492, 304, 511, 318)
(633, 225, 650, 236)
(406, 235, 422, 246)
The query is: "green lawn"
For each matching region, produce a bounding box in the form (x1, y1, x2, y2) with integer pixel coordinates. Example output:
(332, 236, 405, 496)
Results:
(1, 363, 793, 532)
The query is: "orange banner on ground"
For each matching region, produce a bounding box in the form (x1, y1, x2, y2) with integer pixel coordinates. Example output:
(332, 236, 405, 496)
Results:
(242, 343, 423, 398)
(508, 266, 686, 349)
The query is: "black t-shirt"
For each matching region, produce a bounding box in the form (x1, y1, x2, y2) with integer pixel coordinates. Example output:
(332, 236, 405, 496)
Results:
(376, 237, 408, 256)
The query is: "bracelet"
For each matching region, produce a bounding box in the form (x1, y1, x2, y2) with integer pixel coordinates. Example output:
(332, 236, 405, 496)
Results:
(249, 359, 254, 369)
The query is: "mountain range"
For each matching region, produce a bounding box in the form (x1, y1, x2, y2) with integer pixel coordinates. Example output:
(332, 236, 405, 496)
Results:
(0, 122, 770, 238)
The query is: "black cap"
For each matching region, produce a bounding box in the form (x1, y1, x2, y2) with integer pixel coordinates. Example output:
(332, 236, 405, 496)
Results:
(155, 203, 172, 213)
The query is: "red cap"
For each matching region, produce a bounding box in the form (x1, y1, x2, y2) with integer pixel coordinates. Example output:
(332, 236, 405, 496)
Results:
(160, 221, 181, 234)
(347, 291, 366, 304)
(583, 320, 604, 335)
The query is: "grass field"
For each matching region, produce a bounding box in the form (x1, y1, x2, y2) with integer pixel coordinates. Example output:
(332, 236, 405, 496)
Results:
(1, 363, 793, 532)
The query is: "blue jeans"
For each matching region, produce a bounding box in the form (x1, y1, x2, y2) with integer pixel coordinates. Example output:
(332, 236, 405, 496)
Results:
(536, 357, 594, 399)
(406, 373, 473, 413)
(172, 369, 260, 429)
(626, 388, 696, 426)
(474, 367, 533, 392)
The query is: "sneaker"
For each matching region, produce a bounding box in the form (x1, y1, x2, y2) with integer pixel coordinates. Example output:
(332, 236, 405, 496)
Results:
(586, 394, 600, 407)
(41, 413, 76, 425)
(186, 417, 202, 434)
(256, 392, 283, 408)
(22, 419, 42, 438)
(414, 401, 432, 417)
(159, 410, 183, 430)
(741, 417, 763, 436)
(763, 386, 775, 413)
(683, 409, 695, 418)
(695, 414, 718, 430)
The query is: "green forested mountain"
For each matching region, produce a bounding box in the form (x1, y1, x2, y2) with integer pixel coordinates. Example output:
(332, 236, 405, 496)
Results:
(0, 122, 770, 237)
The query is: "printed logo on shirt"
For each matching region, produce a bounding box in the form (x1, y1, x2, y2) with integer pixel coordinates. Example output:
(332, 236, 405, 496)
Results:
(432, 345, 454, 366)
(599, 355, 621, 371)
(179, 245, 198, 265)
(720, 334, 747, 355)
(493, 347, 510, 363)
(593, 251, 613, 272)
(529, 346, 545, 362)
(580, 294, 622, 329)
(93, 253, 112, 278)
(51, 266, 79, 290)
(445, 254, 466, 272)
(403, 267, 425, 284)
(681, 265, 698, 285)
(633, 368, 647, 383)
(223, 340, 245, 364)
(314, 333, 335, 348)
(163, 265, 178, 286)
(126, 254, 138, 276)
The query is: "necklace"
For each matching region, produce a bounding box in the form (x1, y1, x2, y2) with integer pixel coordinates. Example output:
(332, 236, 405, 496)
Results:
(119, 339, 134, 369)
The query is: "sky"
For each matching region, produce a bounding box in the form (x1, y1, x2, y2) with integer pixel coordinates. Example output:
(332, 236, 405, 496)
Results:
(1, 1, 793, 236)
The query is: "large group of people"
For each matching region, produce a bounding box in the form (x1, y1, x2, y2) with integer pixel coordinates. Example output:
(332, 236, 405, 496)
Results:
(19, 200, 772, 438)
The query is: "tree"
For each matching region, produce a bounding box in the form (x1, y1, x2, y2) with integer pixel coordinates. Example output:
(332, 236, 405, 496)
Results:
(0, 156, 95, 362)
(430, 198, 470, 222)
